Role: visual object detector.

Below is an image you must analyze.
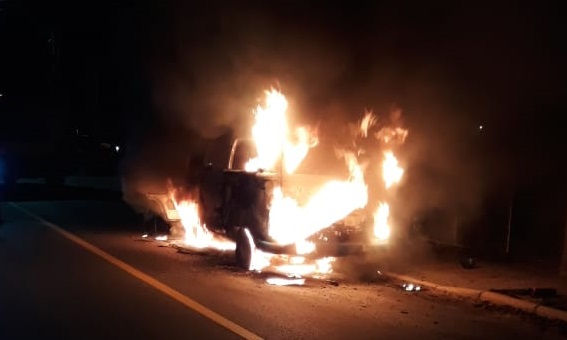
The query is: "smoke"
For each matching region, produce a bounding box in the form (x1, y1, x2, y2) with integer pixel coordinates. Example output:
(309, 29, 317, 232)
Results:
(148, 2, 355, 137)
(121, 1, 507, 245)
(120, 2, 358, 213)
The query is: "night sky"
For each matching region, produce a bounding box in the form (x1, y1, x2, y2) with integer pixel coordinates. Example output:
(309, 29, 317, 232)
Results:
(1, 1, 565, 183)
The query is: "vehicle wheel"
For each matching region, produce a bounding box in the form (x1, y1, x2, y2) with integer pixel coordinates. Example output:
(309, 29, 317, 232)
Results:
(235, 228, 252, 270)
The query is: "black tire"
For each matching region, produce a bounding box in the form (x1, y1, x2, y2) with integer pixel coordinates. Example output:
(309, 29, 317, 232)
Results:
(235, 228, 252, 270)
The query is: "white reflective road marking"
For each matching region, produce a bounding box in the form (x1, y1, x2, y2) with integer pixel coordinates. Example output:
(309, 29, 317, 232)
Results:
(10, 203, 263, 340)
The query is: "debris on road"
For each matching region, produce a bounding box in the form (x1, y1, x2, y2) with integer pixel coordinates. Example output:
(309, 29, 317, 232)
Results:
(460, 257, 477, 269)
(155, 235, 168, 241)
(324, 279, 339, 287)
(402, 283, 422, 292)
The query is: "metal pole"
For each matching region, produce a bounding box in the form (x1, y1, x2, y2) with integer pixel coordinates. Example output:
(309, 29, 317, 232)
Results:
(505, 196, 513, 254)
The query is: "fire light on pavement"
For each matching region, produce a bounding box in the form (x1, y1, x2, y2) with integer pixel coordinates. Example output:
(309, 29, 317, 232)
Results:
(266, 277, 306, 286)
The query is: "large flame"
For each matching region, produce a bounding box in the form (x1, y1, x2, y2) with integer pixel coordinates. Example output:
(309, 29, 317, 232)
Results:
(245, 89, 317, 174)
(268, 153, 367, 246)
(165, 90, 409, 284)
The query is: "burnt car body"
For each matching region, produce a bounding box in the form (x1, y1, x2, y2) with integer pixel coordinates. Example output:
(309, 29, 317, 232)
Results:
(146, 138, 383, 268)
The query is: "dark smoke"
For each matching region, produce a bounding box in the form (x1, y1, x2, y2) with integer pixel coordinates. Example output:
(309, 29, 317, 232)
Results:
(121, 1, 554, 257)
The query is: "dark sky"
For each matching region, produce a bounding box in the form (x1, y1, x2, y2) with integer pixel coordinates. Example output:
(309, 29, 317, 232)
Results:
(0, 0, 565, 179)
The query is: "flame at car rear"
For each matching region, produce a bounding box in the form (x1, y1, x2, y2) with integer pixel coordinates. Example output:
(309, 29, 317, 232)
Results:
(173, 199, 235, 251)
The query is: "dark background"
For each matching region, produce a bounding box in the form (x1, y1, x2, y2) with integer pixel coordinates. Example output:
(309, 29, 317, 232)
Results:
(0, 0, 565, 259)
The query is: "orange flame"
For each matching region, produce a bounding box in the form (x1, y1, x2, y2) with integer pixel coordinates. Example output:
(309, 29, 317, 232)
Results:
(373, 202, 391, 241)
(164, 91, 409, 283)
(174, 199, 235, 251)
(382, 151, 404, 189)
(268, 153, 367, 246)
(245, 89, 317, 174)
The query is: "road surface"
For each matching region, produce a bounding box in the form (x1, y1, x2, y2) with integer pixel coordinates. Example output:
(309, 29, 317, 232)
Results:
(0, 183, 564, 339)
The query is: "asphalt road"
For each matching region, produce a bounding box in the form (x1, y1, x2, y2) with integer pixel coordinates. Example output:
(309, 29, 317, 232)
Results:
(0, 183, 565, 339)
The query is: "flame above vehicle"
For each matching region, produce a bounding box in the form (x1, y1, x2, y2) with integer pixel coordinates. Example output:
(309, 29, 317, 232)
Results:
(245, 89, 318, 174)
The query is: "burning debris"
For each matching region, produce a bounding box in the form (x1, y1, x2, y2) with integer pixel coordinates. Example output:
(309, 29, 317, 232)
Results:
(402, 283, 422, 292)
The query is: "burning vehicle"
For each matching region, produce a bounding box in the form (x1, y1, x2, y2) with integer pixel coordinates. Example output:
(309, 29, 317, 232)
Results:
(141, 89, 407, 281)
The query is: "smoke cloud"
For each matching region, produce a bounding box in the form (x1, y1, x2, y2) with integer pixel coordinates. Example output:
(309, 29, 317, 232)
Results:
(121, 1, 515, 248)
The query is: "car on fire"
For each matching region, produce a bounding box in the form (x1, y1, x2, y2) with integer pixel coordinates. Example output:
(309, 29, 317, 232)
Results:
(145, 137, 387, 269)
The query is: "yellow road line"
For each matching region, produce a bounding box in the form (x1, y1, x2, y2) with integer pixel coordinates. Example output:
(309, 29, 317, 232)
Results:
(9, 203, 263, 340)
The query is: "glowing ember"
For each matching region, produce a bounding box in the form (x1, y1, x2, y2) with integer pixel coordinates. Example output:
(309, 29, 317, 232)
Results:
(155, 235, 168, 241)
(174, 199, 235, 251)
(382, 151, 404, 189)
(373, 203, 391, 241)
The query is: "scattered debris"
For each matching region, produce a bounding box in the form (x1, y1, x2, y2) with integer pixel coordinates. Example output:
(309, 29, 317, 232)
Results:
(402, 283, 422, 292)
(460, 256, 477, 269)
(135, 233, 154, 242)
(325, 279, 339, 287)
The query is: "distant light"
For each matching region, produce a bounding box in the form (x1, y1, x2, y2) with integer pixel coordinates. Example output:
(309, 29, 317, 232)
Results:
(0, 93, 3, 98)
(115, 145, 120, 152)
(479, 125, 484, 131)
